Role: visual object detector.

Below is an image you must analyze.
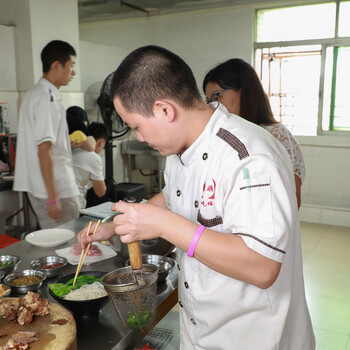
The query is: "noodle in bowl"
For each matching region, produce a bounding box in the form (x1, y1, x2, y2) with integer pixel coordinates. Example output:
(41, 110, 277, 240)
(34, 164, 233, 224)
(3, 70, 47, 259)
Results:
(63, 282, 107, 301)
(49, 271, 110, 318)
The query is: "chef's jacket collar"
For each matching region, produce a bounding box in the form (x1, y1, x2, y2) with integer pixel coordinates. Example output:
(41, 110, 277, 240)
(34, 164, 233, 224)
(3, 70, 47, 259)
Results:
(39, 77, 62, 101)
(177, 102, 228, 166)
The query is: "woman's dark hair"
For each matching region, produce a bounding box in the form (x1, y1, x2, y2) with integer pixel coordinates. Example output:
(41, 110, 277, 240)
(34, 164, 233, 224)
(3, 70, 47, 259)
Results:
(110, 45, 202, 116)
(41, 40, 76, 73)
(203, 58, 277, 125)
(66, 106, 89, 135)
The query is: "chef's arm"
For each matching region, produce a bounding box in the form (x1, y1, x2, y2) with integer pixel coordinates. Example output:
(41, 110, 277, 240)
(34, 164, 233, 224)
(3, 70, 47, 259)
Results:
(161, 213, 281, 289)
(38, 141, 62, 221)
(157, 211, 280, 289)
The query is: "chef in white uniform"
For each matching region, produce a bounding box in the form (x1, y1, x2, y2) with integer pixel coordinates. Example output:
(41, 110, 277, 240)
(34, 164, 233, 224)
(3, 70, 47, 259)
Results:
(78, 45, 315, 350)
(14, 40, 80, 229)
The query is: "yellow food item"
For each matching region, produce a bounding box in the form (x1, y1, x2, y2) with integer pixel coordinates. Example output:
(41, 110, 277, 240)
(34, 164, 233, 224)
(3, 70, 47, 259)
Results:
(0, 284, 10, 297)
(69, 130, 87, 143)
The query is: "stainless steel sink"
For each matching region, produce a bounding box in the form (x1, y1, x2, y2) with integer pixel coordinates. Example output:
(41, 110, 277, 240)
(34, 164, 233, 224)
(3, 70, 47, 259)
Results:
(121, 141, 165, 191)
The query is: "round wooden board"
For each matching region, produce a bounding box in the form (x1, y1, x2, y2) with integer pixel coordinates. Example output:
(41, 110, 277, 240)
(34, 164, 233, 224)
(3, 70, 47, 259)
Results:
(0, 297, 77, 350)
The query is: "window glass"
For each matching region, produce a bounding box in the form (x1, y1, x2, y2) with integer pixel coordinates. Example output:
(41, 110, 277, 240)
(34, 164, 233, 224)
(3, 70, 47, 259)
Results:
(258, 46, 321, 135)
(323, 46, 350, 131)
(338, 1, 350, 37)
(256, 3, 336, 42)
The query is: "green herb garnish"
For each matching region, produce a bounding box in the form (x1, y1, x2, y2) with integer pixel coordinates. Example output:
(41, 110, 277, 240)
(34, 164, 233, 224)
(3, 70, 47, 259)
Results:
(49, 275, 100, 298)
(0, 261, 15, 268)
(126, 310, 152, 330)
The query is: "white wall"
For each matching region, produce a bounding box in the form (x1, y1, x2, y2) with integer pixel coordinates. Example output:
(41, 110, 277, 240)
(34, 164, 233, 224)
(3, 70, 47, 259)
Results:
(79, 6, 254, 88)
(79, 3, 350, 227)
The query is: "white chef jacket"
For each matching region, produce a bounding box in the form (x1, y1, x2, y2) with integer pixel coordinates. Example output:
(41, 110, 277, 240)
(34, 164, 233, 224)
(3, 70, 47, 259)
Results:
(162, 104, 315, 350)
(72, 148, 104, 208)
(13, 78, 79, 199)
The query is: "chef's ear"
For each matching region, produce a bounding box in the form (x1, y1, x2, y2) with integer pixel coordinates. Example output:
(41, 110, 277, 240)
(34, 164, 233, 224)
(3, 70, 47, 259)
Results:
(153, 100, 175, 122)
(50, 60, 62, 72)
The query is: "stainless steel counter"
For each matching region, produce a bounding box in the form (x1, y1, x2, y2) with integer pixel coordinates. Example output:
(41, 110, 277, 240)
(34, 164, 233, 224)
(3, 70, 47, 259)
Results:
(0, 216, 178, 350)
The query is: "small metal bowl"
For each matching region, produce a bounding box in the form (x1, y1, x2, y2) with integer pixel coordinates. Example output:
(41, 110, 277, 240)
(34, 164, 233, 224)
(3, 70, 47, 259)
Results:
(125, 254, 176, 283)
(30, 256, 68, 278)
(0, 283, 11, 297)
(0, 255, 21, 276)
(4, 269, 47, 294)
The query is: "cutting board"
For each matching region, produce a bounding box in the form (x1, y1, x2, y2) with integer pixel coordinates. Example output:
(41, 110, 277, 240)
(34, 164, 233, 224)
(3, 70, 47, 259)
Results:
(0, 298, 77, 350)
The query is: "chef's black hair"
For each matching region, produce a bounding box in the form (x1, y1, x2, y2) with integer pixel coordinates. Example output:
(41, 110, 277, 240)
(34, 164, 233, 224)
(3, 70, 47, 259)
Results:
(110, 45, 202, 116)
(203, 58, 277, 126)
(41, 40, 76, 73)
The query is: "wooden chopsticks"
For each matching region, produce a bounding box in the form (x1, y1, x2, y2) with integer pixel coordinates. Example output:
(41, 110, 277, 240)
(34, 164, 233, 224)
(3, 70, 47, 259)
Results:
(73, 220, 101, 286)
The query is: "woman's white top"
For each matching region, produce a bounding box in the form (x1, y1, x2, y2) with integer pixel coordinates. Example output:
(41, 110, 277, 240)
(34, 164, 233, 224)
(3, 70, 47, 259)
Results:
(263, 123, 305, 183)
(162, 104, 315, 350)
(13, 78, 78, 199)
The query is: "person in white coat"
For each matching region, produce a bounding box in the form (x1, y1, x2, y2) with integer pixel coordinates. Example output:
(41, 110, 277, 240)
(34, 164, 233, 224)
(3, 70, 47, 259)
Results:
(78, 46, 315, 350)
(14, 40, 80, 229)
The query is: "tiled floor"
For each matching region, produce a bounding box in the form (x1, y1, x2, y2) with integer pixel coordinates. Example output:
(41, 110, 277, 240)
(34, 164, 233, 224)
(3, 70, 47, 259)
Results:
(301, 222, 350, 350)
(152, 221, 350, 350)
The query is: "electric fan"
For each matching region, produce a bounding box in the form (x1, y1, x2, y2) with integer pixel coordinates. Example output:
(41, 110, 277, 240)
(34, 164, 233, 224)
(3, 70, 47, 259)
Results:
(97, 72, 130, 182)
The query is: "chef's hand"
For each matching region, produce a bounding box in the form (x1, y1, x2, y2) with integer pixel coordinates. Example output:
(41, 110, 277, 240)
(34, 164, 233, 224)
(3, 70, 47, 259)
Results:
(47, 201, 61, 222)
(78, 221, 115, 252)
(111, 200, 167, 243)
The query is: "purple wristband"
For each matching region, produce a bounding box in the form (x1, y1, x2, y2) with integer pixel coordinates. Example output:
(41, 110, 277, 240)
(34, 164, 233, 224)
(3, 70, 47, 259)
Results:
(187, 225, 205, 258)
(47, 198, 59, 205)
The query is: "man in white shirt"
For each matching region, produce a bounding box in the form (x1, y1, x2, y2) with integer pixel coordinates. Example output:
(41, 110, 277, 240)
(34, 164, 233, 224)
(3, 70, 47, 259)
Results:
(14, 40, 80, 229)
(78, 46, 315, 349)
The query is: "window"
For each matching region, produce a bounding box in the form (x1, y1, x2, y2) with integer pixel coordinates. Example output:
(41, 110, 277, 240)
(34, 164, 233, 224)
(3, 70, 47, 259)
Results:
(255, 1, 350, 135)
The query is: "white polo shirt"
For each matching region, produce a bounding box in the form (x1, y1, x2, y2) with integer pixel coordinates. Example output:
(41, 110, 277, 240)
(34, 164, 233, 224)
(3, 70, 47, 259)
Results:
(72, 148, 104, 208)
(14, 78, 79, 199)
(163, 104, 315, 350)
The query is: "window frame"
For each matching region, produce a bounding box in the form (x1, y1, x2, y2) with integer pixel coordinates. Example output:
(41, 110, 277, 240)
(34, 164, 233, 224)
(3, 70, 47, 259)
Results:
(253, 1, 350, 136)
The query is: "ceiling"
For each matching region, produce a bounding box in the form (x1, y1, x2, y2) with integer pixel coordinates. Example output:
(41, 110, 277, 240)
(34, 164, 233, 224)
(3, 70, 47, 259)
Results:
(78, 0, 274, 22)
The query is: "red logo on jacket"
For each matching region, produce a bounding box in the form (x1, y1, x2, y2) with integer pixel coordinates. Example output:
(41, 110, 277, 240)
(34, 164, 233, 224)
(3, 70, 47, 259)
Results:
(201, 179, 216, 207)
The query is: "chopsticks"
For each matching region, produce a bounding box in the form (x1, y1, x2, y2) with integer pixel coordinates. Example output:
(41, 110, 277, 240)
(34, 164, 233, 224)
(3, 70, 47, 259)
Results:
(73, 220, 101, 286)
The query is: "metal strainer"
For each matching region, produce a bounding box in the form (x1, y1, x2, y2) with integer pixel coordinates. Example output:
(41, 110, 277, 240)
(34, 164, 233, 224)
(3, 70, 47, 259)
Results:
(101, 263, 158, 331)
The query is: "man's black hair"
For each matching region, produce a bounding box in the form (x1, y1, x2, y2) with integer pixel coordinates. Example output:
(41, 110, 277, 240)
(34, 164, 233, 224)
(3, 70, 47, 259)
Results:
(88, 122, 108, 141)
(110, 45, 202, 116)
(41, 40, 76, 73)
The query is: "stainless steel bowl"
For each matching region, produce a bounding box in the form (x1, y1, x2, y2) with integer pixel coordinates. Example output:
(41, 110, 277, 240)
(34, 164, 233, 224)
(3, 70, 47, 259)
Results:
(0, 255, 21, 276)
(125, 254, 176, 283)
(4, 269, 47, 294)
(30, 256, 68, 278)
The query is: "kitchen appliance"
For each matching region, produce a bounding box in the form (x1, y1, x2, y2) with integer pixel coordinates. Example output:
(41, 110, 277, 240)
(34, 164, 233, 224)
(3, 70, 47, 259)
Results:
(97, 72, 130, 182)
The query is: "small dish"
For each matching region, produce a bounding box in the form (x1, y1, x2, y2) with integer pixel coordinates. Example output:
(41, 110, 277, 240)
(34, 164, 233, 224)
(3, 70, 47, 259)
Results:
(0, 255, 21, 276)
(30, 256, 68, 278)
(125, 254, 176, 283)
(4, 269, 47, 294)
(25, 228, 75, 247)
